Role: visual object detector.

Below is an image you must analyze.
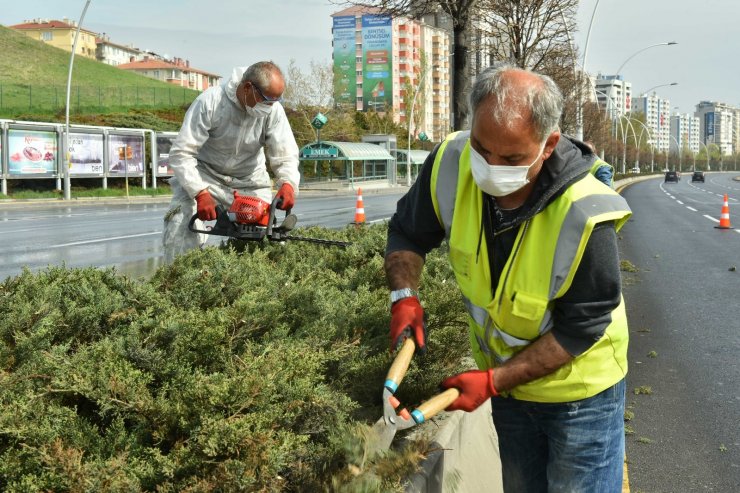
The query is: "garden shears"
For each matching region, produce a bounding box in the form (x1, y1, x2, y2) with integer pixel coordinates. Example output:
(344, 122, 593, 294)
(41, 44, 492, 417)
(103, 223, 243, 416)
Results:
(369, 338, 460, 454)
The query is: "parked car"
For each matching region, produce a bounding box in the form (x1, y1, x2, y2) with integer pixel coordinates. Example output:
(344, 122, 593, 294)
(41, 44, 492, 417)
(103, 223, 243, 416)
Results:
(691, 170, 705, 182)
(665, 171, 679, 183)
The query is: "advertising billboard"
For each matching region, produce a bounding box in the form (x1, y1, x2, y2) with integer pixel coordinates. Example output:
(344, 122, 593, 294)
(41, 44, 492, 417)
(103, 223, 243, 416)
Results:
(7, 129, 57, 175)
(333, 15, 357, 106)
(108, 134, 144, 175)
(705, 112, 715, 139)
(362, 15, 392, 112)
(68, 132, 104, 175)
(155, 133, 177, 176)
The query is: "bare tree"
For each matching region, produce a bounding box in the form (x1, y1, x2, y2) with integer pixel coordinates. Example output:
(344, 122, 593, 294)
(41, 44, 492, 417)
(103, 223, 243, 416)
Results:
(476, 0, 583, 134)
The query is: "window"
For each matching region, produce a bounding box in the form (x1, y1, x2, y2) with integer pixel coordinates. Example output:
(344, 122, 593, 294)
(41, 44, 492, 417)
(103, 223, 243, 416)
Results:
(41, 31, 52, 41)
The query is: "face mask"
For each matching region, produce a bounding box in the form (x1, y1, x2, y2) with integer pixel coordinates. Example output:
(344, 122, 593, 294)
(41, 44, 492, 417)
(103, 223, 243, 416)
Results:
(469, 142, 545, 197)
(245, 102, 273, 118)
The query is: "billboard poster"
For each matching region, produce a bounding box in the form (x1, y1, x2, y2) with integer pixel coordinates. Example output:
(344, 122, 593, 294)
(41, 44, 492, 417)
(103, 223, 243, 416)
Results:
(705, 112, 715, 139)
(68, 133, 104, 175)
(108, 134, 144, 175)
(333, 16, 357, 106)
(155, 134, 176, 176)
(362, 15, 392, 112)
(7, 129, 57, 175)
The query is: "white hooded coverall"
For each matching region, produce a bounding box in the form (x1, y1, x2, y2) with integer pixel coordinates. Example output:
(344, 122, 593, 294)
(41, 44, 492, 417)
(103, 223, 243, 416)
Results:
(163, 67, 300, 263)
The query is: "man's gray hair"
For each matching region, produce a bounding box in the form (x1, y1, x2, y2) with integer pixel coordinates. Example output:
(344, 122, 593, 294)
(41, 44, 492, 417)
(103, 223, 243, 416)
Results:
(469, 64, 563, 141)
(241, 61, 284, 90)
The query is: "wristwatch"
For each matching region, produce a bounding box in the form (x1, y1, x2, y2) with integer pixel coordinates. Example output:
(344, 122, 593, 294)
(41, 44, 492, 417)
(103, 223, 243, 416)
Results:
(390, 288, 418, 304)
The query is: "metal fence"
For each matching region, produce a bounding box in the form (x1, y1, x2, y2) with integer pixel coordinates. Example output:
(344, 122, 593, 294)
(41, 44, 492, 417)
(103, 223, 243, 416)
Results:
(0, 84, 199, 112)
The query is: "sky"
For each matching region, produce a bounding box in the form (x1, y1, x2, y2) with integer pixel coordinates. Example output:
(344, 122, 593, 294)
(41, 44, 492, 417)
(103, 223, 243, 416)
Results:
(2, 0, 738, 115)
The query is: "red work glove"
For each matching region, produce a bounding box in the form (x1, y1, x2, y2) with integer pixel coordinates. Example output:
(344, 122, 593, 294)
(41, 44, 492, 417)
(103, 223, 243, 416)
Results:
(195, 189, 217, 221)
(275, 183, 295, 210)
(440, 369, 499, 412)
(389, 297, 427, 355)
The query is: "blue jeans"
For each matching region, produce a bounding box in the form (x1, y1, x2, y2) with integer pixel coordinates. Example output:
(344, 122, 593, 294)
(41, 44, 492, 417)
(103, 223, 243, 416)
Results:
(491, 379, 625, 493)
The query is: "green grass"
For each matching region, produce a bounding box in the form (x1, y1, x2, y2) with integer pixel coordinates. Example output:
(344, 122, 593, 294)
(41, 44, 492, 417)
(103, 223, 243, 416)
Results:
(0, 186, 171, 200)
(0, 25, 201, 116)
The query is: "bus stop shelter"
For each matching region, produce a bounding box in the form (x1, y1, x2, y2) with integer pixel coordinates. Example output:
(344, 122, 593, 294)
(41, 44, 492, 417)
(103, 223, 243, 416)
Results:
(393, 149, 430, 182)
(299, 141, 395, 185)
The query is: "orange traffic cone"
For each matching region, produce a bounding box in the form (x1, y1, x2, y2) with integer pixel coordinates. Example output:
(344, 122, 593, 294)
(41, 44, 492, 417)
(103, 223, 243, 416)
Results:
(353, 188, 366, 225)
(715, 194, 732, 229)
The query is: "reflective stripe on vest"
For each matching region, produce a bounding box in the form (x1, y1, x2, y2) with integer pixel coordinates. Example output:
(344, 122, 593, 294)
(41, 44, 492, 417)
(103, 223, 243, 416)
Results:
(430, 131, 632, 401)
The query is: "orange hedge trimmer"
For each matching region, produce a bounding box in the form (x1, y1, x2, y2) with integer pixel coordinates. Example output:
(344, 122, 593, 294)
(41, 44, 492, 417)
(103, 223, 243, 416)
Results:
(188, 191, 351, 248)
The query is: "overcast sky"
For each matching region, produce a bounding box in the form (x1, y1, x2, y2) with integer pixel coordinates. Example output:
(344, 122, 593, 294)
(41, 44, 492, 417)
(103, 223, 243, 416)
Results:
(2, 0, 738, 115)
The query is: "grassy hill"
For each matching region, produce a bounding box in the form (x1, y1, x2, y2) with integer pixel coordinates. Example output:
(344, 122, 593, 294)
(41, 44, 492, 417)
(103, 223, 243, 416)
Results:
(0, 25, 200, 116)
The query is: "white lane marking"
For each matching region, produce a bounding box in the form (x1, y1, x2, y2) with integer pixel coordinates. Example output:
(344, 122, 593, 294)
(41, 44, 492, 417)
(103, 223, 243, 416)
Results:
(677, 200, 684, 205)
(48, 231, 161, 248)
(704, 215, 720, 223)
(687, 206, 698, 211)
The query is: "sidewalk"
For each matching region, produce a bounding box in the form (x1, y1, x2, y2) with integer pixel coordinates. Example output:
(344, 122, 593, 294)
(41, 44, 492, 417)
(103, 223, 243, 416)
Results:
(0, 179, 407, 208)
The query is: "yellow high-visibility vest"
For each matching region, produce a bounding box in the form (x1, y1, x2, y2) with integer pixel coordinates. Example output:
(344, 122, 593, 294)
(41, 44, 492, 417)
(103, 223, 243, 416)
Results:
(431, 132, 632, 402)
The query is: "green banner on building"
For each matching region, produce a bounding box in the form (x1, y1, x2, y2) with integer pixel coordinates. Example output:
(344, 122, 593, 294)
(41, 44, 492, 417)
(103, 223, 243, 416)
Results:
(332, 16, 356, 106)
(362, 14, 392, 112)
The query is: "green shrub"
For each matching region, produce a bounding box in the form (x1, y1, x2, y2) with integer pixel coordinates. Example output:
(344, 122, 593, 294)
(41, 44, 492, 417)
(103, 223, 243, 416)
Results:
(0, 224, 470, 491)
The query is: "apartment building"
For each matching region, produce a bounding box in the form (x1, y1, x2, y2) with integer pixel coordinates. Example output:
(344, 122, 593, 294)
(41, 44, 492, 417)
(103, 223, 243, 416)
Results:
(117, 57, 220, 92)
(331, 6, 452, 142)
(10, 18, 98, 59)
(593, 75, 632, 119)
(694, 101, 736, 156)
(669, 113, 700, 155)
(631, 93, 672, 153)
(96, 34, 142, 66)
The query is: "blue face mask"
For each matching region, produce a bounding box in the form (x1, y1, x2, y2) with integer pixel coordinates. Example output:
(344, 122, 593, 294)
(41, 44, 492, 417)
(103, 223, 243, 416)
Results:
(469, 142, 545, 197)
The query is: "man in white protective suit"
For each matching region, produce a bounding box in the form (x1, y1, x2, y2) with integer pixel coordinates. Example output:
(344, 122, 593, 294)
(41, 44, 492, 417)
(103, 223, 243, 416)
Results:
(163, 61, 300, 263)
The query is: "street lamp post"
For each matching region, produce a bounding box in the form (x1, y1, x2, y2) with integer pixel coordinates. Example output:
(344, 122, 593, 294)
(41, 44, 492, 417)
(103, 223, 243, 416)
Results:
(640, 82, 678, 97)
(63, 0, 93, 200)
(406, 62, 429, 186)
(669, 134, 682, 172)
(615, 42, 678, 76)
(699, 140, 711, 171)
(575, 0, 601, 141)
(630, 118, 655, 172)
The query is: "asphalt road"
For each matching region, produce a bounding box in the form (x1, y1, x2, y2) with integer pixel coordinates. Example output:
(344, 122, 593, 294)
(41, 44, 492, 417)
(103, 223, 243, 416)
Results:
(619, 172, 740, 492)
(0, 190, 406, 282)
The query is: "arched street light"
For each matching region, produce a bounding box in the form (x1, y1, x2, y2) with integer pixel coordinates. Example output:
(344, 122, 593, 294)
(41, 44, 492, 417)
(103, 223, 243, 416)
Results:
(698, 140, 711, 171)
(64, 0, 93, 200)
(574, 0, 601, 141)
(406, 61, 430, 186)
(641, 82, 678, 97)
(615, 41, 678, 76)
(630, 118, 656, 172)
(668, 134, 682, 172)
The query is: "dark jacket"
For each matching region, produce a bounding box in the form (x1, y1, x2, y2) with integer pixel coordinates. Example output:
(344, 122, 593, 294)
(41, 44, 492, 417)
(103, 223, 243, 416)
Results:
(386, 135, 622, 356)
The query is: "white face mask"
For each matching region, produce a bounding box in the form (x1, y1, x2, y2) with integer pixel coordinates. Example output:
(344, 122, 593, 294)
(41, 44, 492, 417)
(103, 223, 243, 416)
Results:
(240, 85, 273, 118)
(245, 102, 273, 118)
(469, 142, 545, 197)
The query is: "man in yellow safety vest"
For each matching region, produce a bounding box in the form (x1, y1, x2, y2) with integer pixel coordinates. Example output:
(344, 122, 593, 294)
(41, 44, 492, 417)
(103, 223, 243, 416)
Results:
(385, 65, 631, 492)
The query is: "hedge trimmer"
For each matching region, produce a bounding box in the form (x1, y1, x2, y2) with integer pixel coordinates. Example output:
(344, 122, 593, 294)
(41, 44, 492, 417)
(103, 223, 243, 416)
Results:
(188, 191, 351, 248)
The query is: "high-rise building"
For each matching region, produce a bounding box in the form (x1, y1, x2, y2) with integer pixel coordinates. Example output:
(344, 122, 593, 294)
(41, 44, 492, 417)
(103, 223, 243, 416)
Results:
(631, 93, 671, 153)
(669, 113, 700, 155)
(694, 101, 736, 156)
(593, 75, 632, 119)
(331, 7, 452, 142)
